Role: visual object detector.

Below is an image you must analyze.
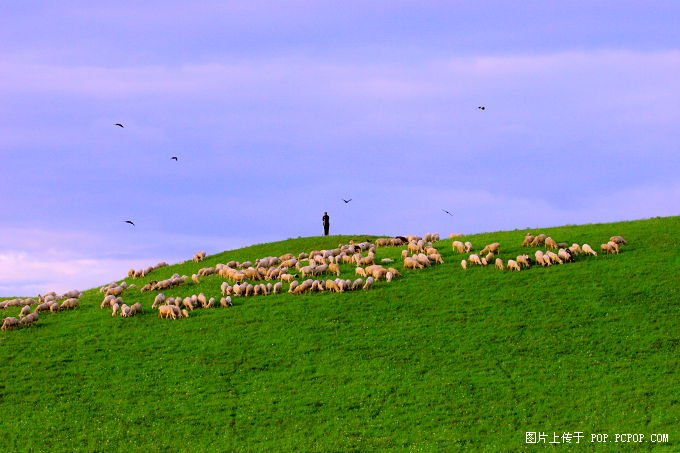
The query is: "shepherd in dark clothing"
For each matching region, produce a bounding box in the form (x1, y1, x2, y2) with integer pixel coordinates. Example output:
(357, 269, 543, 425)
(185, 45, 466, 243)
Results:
(322, 212, 330, 236)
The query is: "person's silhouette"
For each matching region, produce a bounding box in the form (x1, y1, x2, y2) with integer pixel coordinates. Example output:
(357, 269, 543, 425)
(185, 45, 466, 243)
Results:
(322, 212, 330, 236)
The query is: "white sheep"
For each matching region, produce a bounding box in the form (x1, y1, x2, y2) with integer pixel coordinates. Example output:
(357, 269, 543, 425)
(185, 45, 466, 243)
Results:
(516, 254, 531, 269)
(129, 303, 143, 316)
(452, 241, 465, 253)
(610, 236, 627, 245)
(468, 254, 482, 266)
(507, 260, 521, 271)
(545, 237, 558, 250)
(495, 258, 504, 270)
(582, 244, 598, 256)
(461, 259, 467, 270)
(480, 242, 501, 255)
(19, 305, 31, 318)
(362, 277, 375, 290)
(153, 293, 166, 310)
(2, 317, 20, 330)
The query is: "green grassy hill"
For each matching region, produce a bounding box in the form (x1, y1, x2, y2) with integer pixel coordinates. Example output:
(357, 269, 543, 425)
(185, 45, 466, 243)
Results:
(1, 217, 679, 451)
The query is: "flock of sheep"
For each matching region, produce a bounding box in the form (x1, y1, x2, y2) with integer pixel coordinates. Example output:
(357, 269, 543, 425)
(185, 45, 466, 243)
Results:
(2, 231, 628, 329)
(458, 234, 628, 272)
(1, 290, 83, 331)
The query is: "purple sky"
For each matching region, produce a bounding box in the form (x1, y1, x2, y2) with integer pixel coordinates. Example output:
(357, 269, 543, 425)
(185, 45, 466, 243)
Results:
(1, 2, 679, 295)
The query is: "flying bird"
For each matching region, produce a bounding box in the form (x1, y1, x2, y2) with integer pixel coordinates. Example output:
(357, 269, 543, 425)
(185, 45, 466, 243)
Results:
(171, 156, 178, 161)
(114, 123, 124, 128)
(442, 209, 454, 216)
(477, 106, 485, 111)
(342, 198, 352, 204)
(122, 220, 135, 226)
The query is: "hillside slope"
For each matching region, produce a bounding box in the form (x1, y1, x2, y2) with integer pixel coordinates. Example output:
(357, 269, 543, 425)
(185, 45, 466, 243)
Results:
(1, 217, 679, 451)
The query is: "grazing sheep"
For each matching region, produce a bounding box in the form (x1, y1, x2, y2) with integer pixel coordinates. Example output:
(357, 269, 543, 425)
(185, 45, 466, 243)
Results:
(328, 263, 341, 276)
(428, 253, 443, 264)
(152, 293, 166, 310)
(481, 258, 488, 266)
(192, 274, 200, 285)
(461, 259, 467, 270)
(464, 242, 473, 253)
(158, 305, 175, 320)
(101, 294, 116, 309)
(449, 233, 464, 239)
(495, 258, 504, 270)
(530, 234, 547, 247)
(129, 303, 143, 316)
(120, 304, 131, 317)
(197, 293, 208, 308)
(535, 250, 546, 266)
(60, 297, 80, 310)
(401, 249, 409, 260)
(516, 254, 531, 269)
(288, 281, 300, 293)
(206, 298, 215, 308)
(452, 241, 465, 253)
(521, 234, 535, 247)
(582, 244, 598, 256)
(569, 243, 582, 256)
(111, 303, 120, 316)
(468, 254, 482, 266)
(280, 273, 296, 283)
(183, 298, 194, 311)
(19, 312, 39, 326)
(606, 241, 620, 254)
(2, 317, 20, 331)
(546, 251, 563, 264)
(219, 296, 233, 307)
(610, 236, 627, 245)
(545, 237, 558, 250)
(404, 257, 423, 270)
(480, 242, 501, 255)
(325, 280, 339, 292)
(363, 277, 375, 290)
(105, 286, 124, 297)
(385, 271, 394, 282)
(415, 254, 431, 267)
(49, 302, 60, 313)
(485, 252, 495, 263)
(193, 251, 207, 263)
(507, 260, 521, 272)
(19, 305, 31, 318)
(272, 282, 283, 294)
(558, 249, 573, 263)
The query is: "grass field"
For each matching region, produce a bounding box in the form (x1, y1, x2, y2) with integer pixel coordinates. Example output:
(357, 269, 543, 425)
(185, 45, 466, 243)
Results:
(1, 216, 679, 451)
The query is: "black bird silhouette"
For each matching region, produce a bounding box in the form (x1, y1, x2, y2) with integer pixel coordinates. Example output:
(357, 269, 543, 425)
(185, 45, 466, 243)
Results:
(442, 209, 454, 216)
(122, 220, 135, 226)
(171, 156, 178, 161)
(342, 198, 352, 204)
(477, 106, 485, 111)
(114, 123, 124, 128)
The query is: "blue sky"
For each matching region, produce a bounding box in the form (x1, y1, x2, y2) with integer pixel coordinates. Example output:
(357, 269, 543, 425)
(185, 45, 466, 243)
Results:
(1, 2, 679, 295)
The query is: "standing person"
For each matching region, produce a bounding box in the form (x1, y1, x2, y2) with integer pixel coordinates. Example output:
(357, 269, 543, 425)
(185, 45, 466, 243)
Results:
(322, 212, 330, 236)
